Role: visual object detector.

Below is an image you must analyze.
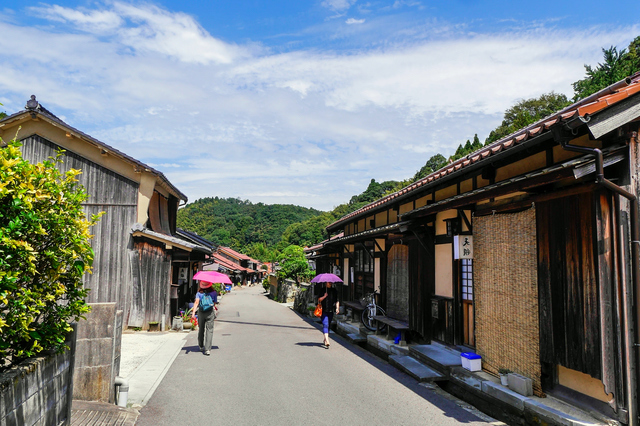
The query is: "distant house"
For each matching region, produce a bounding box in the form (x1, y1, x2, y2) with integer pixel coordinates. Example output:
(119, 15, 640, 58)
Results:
(215, 246, 262, 284)
(322, 74, 640, 422)
(0, 96, 211, 330)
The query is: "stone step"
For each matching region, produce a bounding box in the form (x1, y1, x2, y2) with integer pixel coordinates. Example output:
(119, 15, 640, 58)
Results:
(346, 333, 367, 344)
(409, 344, 462, 375)
(389, 355, 447, 382)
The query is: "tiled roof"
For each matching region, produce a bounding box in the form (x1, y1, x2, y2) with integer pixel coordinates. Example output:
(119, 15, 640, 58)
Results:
(176, 228, 217, 251)
(211, 253, 243, 272)
(327, 72, 640, 231)
(131, 223, 211, 253)
(304, 232, 344, 253)
(218, 246, 251, 261)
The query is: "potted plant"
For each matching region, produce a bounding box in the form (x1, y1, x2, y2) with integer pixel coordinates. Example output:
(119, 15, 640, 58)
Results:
(148, 321, 159, 332)
(181, 309, 198, 330)
(498, 368, 512, 386)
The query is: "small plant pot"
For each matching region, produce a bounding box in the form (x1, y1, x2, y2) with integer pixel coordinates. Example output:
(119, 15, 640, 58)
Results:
(500, 374, 509, 386)
(183, 321, 192, 330)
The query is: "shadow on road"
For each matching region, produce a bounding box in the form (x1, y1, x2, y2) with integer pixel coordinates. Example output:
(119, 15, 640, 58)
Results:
(215, 319, 312, 330)
(295, 342, 326, 348)
(291, 310, 488, 424)
(182, 344, 219, 354)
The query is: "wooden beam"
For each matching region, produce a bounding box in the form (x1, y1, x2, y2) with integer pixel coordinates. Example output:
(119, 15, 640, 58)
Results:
(475, 183, 597, 216)
(405, 167, 576, 220)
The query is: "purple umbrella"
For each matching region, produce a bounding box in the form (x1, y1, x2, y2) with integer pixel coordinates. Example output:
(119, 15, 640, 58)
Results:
(193, 270, 233, 285)
(311, 273, 343, 284)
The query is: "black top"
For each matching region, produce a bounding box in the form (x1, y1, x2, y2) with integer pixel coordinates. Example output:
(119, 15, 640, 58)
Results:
(320, 286, 338, 314)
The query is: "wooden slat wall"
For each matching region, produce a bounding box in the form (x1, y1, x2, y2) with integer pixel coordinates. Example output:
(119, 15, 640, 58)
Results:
(20, 135, 138, 320)
(537, 193, 602, 378)
(128, 241, 171, 328)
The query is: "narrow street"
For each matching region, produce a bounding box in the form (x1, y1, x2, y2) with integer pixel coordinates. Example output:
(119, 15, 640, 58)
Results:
(136, 286, 492, 425)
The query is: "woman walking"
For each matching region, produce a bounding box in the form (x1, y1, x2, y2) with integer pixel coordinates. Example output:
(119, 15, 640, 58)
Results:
(192, 281, 217, 355)
(318, 281, 339, 348)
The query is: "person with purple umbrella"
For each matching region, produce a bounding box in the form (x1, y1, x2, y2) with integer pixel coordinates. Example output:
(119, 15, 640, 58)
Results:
(318, 281, 339, 349)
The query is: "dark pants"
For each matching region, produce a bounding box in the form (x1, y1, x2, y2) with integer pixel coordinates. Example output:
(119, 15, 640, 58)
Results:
(198, 308, 215, 350)
(321, 312, 334, 334)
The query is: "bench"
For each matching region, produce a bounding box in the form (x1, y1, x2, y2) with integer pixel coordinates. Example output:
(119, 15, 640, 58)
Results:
(342, 301, 366, 323)
(372, 315, 409, 346)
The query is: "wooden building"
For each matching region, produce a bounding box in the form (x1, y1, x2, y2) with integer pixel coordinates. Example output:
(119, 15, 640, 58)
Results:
(324, 74, 640, 423)
(0, 96, 211, 330)
(215, 246, 262, 284)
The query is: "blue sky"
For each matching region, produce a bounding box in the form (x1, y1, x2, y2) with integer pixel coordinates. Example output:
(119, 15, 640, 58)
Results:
(0, 1, 638, 210)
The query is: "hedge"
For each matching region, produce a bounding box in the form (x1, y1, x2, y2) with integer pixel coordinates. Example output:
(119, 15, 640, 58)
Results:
(0, 138, 98, 367)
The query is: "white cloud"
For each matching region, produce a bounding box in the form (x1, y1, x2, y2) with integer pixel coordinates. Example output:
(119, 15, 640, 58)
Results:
(30, 2, 243, 64)
(346, 18, 365, 25)
(322, 0, 358, 12)
(0, 3, 636, 210)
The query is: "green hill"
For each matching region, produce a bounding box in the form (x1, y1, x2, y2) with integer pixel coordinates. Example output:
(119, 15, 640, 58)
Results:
(176, 197, 322, 251)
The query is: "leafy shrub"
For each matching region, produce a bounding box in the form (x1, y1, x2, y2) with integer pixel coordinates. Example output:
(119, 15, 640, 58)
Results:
(0, 139, 98, 366)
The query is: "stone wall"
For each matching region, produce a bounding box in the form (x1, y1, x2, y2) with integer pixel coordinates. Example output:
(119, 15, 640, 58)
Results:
(73, 303, 123, 403)
(277, 279, 297, 303)
(293, 282, 314, 314)
(0, 324, 76, 426)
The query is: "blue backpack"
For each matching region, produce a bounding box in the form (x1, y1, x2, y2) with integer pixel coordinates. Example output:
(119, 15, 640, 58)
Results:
(200, 292, 214, 312)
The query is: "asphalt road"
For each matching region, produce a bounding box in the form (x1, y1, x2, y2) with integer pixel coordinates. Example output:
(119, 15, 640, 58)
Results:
(136, 285, 491, 426)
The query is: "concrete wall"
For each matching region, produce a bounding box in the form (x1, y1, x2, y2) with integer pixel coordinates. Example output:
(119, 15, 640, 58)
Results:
(73, 303, 123, 403)
(0, 325, 76, 426)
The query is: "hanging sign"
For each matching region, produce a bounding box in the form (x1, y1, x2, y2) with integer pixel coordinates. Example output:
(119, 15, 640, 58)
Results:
(453, 235, 473, 259)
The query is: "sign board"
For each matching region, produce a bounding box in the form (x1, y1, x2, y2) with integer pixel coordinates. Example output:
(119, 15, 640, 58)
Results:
(453, 235, 473, 259)
(178, 267, 188, 280)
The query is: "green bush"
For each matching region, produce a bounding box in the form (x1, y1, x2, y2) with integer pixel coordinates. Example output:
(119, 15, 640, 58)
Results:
(0, 138, 98, 366)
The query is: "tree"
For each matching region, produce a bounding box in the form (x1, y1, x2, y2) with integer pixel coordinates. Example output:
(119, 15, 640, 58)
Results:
(573, 37, 640, 101)
(277, 245, 313, 283)
(413, 154, 447, 181)
(0, 139, 97, 365)
(485, 92, 571, 145)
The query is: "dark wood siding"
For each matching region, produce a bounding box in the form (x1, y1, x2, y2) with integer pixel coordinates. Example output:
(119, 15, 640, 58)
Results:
(20, 135, 138, 320)
(409, 235, 434, 340)
(537, 192, 601, 378)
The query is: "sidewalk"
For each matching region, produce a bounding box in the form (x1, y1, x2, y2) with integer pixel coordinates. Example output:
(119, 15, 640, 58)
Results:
(71, 329, 189, 424)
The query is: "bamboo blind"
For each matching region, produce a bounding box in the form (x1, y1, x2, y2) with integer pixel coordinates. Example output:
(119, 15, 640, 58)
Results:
(474, 208, 543, 396)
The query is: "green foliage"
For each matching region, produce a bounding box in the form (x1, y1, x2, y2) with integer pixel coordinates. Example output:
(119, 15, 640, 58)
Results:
(573, 37, 640, 101)
(277, 245, 313, 283)
(484, 92, 571, 145)
(449, 135, 484, 162)
(0, 139, 97, 365)
(176, 197, 322, 252)
(413, 154, 447, 181)
(349, 179, 399, 205)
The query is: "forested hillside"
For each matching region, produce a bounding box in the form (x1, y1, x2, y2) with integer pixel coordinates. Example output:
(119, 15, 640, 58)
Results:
(176, 197, 321, 250)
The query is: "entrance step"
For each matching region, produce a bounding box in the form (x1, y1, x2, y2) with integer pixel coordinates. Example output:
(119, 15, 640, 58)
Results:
(346, 333, 367, 344)
(409, 343, 462, 375)
(389, 355, 447, 383)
